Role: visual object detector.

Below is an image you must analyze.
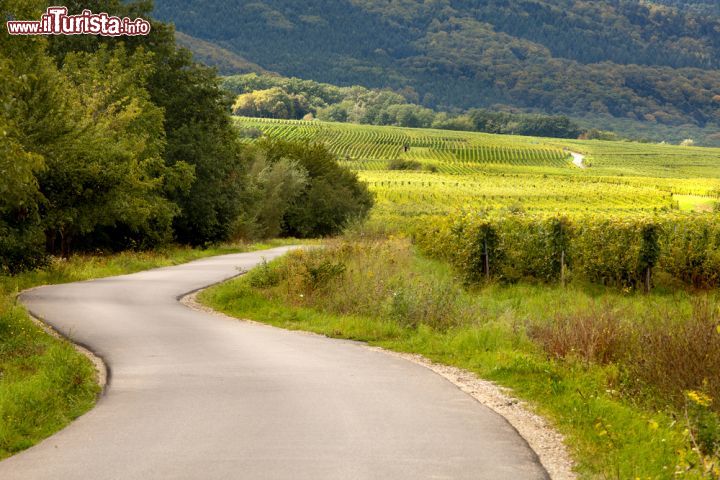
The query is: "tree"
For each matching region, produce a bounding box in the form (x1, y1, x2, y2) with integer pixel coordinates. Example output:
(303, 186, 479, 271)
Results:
(39, 45, 185, 255)
(1, 0, 63, 269)
(238, 156, 308, 239)
(47, 1, 253, 246)
(232, 88, 311, 119)
(258, 139, 374, 238)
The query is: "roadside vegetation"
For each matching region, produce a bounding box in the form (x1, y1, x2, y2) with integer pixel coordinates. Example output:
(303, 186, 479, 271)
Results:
(4, 2, 720, 475)
(0, 239, 298, 459)
(1, 1, 371, 274)
(1, 0, 367, 460)
(200, 236, 720, 478)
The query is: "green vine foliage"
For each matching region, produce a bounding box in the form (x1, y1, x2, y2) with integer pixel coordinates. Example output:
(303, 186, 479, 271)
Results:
(415, 213, 718, 290)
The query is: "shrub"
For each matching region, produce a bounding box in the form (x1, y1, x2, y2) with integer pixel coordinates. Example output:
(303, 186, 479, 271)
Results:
(257, 139, 374, 238)
(529, 304, 629, 365)
(247, 260, 281, 289)
(628, 298, 720, 411)
(238, 127, 263, 139)
(0, 224, 47, 275)
(388, 159, 422, 171)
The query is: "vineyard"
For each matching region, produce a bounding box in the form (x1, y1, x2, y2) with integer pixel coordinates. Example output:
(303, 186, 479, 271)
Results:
(236, 117, 572, 172)
(235, 117, 720, 223)
(414, 213, 720, 289)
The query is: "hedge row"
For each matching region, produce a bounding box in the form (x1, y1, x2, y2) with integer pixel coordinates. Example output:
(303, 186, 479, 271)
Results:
(414, 213, 720, 289)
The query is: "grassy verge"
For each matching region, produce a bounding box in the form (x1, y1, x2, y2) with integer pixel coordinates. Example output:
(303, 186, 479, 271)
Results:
(0, 239, 298, 459)
(199, 237, 720, 478)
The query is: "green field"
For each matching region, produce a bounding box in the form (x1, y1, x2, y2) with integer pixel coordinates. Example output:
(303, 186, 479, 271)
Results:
(235, 117, 720, 221)
(223, 118, 720, 477)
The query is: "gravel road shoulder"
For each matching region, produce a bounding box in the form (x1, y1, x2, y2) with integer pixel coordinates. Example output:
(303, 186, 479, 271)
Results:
(181, 290, 577, 480)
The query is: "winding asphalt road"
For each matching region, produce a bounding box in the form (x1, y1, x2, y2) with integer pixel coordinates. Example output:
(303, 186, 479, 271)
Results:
(0, 247, 547, 479)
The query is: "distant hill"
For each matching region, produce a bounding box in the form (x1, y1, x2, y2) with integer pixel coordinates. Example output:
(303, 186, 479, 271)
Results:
(174, 31, 270, 75)
(154, 0, 720, 143)
(651, 1, 720, 15)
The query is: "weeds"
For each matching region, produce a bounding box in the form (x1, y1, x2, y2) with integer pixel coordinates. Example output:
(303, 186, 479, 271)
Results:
(529, 304, 630, 365)
(247, 259, 282, 288)
(0, 238, 299, 459)
(258, 239, 470, 330)
(629, 298, 720, 412)
(202, 236, 720, 477)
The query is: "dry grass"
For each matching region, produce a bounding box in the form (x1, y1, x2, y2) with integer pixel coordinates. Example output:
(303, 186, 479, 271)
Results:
(531, 297, 720, 416)
(630, 298, 720, 410)
(248, 238, 473, 331)
(529, 304, 630, 366)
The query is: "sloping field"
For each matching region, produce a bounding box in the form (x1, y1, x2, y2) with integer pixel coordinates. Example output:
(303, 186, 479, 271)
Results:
(234, 117, 720, 220)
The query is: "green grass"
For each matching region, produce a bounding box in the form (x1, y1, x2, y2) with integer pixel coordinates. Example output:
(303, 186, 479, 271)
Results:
(0, 239, 299, 459)
(236, 117, 573, 173)
(675, 195, 717, 213)
(199, 239, 719, 478)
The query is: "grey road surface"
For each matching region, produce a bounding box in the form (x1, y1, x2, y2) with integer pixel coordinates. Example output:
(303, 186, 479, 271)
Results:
(0, 247, 548, 479)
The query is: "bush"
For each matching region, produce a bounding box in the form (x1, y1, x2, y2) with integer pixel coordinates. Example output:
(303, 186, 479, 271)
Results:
(529, 304, 629, 365)
(251, 239, 468, 330)
(257, 139, 374, 238)
(247, 260, 281, 289)
(0, 224, 47, 275)
(238, 127, 264, 139)
(415, 212, 719, 289)
(628, 298, 720, 411)
(388, 159, 422, 171)
(530, 296, 720, 421)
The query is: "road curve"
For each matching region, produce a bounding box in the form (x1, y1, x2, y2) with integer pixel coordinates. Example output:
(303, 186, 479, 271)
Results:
(570, 152, 586, 169)
(0, 247, 548, 479)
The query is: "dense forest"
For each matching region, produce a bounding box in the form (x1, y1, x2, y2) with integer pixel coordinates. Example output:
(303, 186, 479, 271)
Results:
(652, 0, 720, 15)
(152, 0, 720, 145)
(175, 31, 268, 75)
(0, 0, 372, 273)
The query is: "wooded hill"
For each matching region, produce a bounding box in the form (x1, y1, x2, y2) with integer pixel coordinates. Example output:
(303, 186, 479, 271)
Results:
(152, 0, 720, 145)
(652, 0, 720, 16)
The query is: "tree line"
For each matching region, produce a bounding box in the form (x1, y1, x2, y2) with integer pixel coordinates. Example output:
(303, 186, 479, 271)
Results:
(225, 74, 583, 139)
(152, 0, 720, 141)
(0, 0, 372, 274)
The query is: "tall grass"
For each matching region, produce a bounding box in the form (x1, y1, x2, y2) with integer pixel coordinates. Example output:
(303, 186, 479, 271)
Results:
(250, 239, 473, 330)
(204, 236, 720, 477)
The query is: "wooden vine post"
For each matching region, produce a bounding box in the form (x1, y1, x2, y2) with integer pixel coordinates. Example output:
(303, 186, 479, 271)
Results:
(483, 239, 490, 280)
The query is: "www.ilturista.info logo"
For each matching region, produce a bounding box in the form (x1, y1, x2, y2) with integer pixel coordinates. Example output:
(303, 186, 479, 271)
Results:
(6, 6, 151, 36)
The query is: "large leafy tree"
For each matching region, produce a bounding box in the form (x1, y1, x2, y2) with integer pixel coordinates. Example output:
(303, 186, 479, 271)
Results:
(48, 0, 250, 246)
(1, 0, 194, 263)
(1, 1, 64, 270)
(258, 139, 374, 238)
(148, 45, 247, 245)
(39, 45, 187, 255)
